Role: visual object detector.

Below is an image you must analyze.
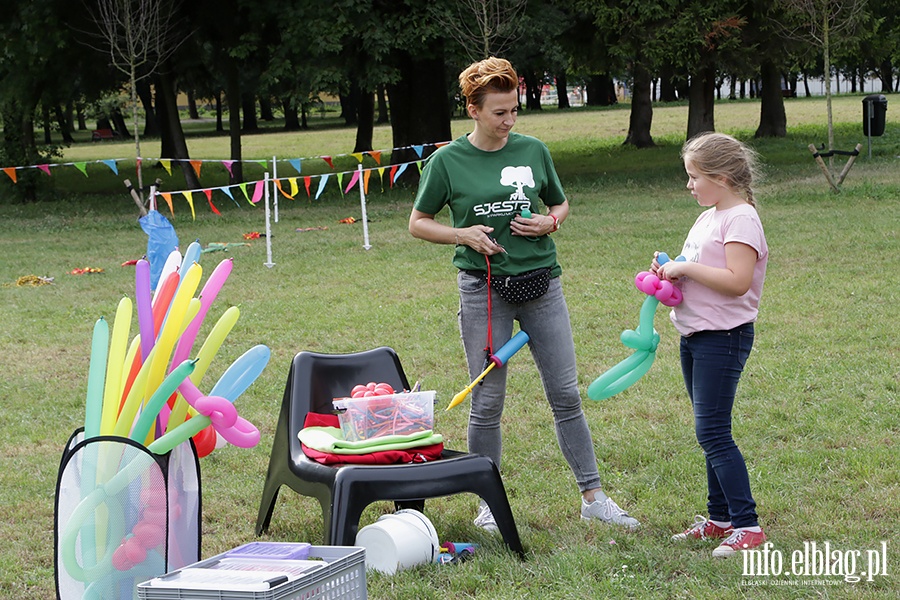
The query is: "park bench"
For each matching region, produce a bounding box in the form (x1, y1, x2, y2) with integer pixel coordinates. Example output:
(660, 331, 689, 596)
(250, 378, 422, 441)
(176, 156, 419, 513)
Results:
(91, 128, 119, 141)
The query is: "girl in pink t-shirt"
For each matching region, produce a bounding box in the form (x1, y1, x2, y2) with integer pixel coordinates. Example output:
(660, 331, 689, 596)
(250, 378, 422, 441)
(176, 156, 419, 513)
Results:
(651, 132, 768, 558)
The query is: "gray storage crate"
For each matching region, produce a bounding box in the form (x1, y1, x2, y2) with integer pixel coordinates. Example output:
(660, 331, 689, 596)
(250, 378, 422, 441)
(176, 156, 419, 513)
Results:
(137, 543, 366, 600)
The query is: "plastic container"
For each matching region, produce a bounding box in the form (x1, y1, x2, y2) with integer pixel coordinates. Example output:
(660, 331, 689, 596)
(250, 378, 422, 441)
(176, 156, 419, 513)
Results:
(355, 509, 439, 575)
(137, 544, 366, 600)
(225, 542, 311, 561)
(332, 391, 435, 442)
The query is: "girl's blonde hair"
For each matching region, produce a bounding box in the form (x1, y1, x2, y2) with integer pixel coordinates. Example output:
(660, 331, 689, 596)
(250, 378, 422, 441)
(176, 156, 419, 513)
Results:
(681, 132, 761, 207)
(458, 57, 518, 109)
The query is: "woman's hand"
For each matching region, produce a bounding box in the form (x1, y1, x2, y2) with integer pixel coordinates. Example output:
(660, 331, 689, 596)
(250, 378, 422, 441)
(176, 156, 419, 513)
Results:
(510, 213, 553, 237)
(458, 225, 506, 255)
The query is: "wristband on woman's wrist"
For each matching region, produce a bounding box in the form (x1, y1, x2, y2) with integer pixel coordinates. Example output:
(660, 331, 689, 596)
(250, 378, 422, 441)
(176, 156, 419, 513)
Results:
(549, 214, 560, 232)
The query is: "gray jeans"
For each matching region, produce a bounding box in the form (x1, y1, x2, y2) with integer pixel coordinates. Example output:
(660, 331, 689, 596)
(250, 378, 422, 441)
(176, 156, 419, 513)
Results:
(457, 271, 602, 493)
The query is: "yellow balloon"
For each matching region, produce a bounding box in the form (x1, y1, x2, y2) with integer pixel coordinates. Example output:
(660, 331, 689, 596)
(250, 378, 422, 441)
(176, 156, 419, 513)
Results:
(113, 344, 157, 438)
(100, 297, 132, 435)
(165, 305, 240, 433)
(144, 263, 202, 412)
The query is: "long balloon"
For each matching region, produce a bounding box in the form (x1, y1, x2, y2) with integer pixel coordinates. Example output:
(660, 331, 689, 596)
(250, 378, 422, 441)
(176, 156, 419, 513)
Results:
(447, 331, 530, 410)
(135, 260, 154, 363)
(165, 305, 240, 433)
(100, 298, 132, 435)
(129, 359, 196, 443)
(84, 317, 109, 439)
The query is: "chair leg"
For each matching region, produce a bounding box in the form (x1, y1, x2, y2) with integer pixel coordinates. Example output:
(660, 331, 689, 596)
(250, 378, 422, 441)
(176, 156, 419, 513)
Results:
(255, 477, 281, 535)
(483, 493, 525, 558)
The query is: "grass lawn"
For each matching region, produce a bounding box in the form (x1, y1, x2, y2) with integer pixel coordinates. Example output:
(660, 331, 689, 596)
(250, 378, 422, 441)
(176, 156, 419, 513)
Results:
(0, 94, 898, 599)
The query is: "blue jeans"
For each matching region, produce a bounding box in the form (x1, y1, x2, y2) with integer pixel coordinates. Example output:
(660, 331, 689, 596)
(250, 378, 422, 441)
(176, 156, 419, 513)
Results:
(457, 271, 602, 493)
(680, 323, 758, 528)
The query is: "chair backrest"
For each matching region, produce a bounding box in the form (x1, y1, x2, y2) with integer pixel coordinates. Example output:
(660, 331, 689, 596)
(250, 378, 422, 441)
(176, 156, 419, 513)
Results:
(285, 347, 411, 456)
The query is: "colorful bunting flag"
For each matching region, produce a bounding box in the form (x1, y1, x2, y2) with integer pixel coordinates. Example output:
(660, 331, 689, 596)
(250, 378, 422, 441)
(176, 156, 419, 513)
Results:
(315, 174, 329, 199)
(4, 167, 18, 183)
(182, 191, 196, 220)
(251, 181, 264, 204)
(203, 189, 220, 215)
(74, 162, 88, 177)
(102, 160, 118, 175)
(288, 159, 302, 175)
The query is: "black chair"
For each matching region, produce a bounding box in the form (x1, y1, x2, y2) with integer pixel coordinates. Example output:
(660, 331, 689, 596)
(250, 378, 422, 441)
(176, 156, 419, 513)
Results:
(255, 347, 524, 557)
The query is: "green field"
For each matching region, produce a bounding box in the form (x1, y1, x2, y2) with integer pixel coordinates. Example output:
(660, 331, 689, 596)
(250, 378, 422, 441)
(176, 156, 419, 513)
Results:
(0, 95, 898, 599)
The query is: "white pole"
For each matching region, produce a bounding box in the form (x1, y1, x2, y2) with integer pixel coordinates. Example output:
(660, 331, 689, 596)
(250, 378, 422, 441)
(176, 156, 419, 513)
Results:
(272, 155, 279, 223)
(264, 172, 275, 268)
(358, 164, 371, 250)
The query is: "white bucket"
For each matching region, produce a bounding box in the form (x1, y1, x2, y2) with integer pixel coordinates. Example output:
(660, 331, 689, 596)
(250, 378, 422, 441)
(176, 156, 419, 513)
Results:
(355, 509, 439, 574)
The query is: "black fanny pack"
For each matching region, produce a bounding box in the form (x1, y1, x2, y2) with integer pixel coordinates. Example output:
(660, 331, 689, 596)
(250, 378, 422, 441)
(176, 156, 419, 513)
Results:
(488, 267, 552, 304)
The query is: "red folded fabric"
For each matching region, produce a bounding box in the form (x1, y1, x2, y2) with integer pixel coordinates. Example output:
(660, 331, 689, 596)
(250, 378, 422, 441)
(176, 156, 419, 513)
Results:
(300, 412, 444, 465)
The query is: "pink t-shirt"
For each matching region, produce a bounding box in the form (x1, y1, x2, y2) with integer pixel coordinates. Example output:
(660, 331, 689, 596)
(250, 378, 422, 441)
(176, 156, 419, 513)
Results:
(670, 203, 768, 336)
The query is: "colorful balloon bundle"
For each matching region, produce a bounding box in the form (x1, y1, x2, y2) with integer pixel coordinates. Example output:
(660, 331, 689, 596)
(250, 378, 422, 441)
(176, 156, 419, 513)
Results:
(587, 253, 684, 401)
(58, 243, 269, 595)
(83, 241, 268, 456)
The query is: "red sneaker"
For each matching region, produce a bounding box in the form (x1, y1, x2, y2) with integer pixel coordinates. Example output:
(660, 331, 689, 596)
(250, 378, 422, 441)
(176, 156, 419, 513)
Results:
(712, 528, 767, 557)
(671, 516, 733, 541)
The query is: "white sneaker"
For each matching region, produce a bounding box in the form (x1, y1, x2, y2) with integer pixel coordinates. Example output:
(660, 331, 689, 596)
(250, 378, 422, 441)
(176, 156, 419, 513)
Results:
(580, 496, 640, 529)
(474, 501, 499, 532)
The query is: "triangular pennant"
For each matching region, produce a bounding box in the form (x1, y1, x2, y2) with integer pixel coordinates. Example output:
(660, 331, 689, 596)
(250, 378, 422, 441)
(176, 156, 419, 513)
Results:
(343, 170, 360, 194)
(315, 174, 330, 200)
(289, 177, 299, 198)
(304, 176, 312, 197)
(435, 141, 449, 149)
(256, 160, 267, 168)
(369, 151, 382, 165)
(394, 163, 409, 182)
(238, 183, 252, 204)
(74, 162, 89, 177)
(275, 179, 293, 200)
(161, 193, 174, 216)
(412, 145, 424, 158)
(38, 164, 51, 176)
(363, 169, 372, 194)
(223, 160, 235, 178)
(288, 159, 302, 175)
(221, 186, 240, 207)
(251, 181, 264, 204)
(377, 167, 386, 191)
(203, 189, 220, 215)
(160, 159, 172, 176)
(322, 156, 334, 169)
(336, 172, 345, 197)
(182, 191, 196, 220)
(3, 167, 17, 183)
(351, 152, 364, 163)
(417, 160, 423, 174)
(390, 165, 399, 188)
(190, 160, 202, 177)
(102, 160, 118, 175)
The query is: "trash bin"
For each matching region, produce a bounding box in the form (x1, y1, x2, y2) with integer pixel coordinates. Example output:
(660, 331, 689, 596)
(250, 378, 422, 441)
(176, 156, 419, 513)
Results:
(862, 94, 887, 137)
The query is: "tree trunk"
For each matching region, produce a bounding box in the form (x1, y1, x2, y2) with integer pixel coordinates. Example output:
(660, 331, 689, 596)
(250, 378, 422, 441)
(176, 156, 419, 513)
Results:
(623, 63, 654, 148)
(156, 71, 200, 191)
(137, 79, 160, 137)
(54, 104, 74, 144)
(658, 64, 677, 102)
(241, 93, 258, 132)
(215, 91, 224, 132)
(282, 98, 300, 131)
(386, 46, 451, 173)
(556, 73, 570, 109)
(686, 64, 716, 139)
(522, 70, 542, 110)
(880, 59, 894, 92)
(755, 60, 787, 138)
(376, 85, 390, 123)
(259, 96, 274, 121)
(224, 62, 244, 182)
(354, 87, 375, 153)
(187, 90, 200, 119)
(111, 109, 130, 138)
(340, 90, 359, 126)
(586, 74, 615, 106)
(42, 104, 52, 144)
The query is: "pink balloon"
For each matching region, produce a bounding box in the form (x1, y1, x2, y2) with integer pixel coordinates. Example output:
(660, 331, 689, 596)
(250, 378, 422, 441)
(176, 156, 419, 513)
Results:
(169, 258, 233, 371)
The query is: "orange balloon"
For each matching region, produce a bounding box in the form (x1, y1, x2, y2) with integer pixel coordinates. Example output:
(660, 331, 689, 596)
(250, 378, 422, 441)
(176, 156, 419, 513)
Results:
(192, 423, 217, 458)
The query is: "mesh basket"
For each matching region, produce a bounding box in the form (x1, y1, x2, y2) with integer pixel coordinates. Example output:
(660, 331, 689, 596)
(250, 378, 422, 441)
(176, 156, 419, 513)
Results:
(54, 429, 201, 600)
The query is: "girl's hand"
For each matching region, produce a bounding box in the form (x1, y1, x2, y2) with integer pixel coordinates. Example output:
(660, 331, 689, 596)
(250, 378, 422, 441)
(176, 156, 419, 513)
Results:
(658, 260, 687, 282)
(650, 251, 662, 275)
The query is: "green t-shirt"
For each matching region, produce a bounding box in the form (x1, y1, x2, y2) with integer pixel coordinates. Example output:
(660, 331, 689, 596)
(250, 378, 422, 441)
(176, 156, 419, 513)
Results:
(414, 132, 566, 277)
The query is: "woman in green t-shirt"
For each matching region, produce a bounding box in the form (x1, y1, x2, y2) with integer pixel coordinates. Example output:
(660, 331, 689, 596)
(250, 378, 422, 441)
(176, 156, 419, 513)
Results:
(409, 57, 640, 532)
